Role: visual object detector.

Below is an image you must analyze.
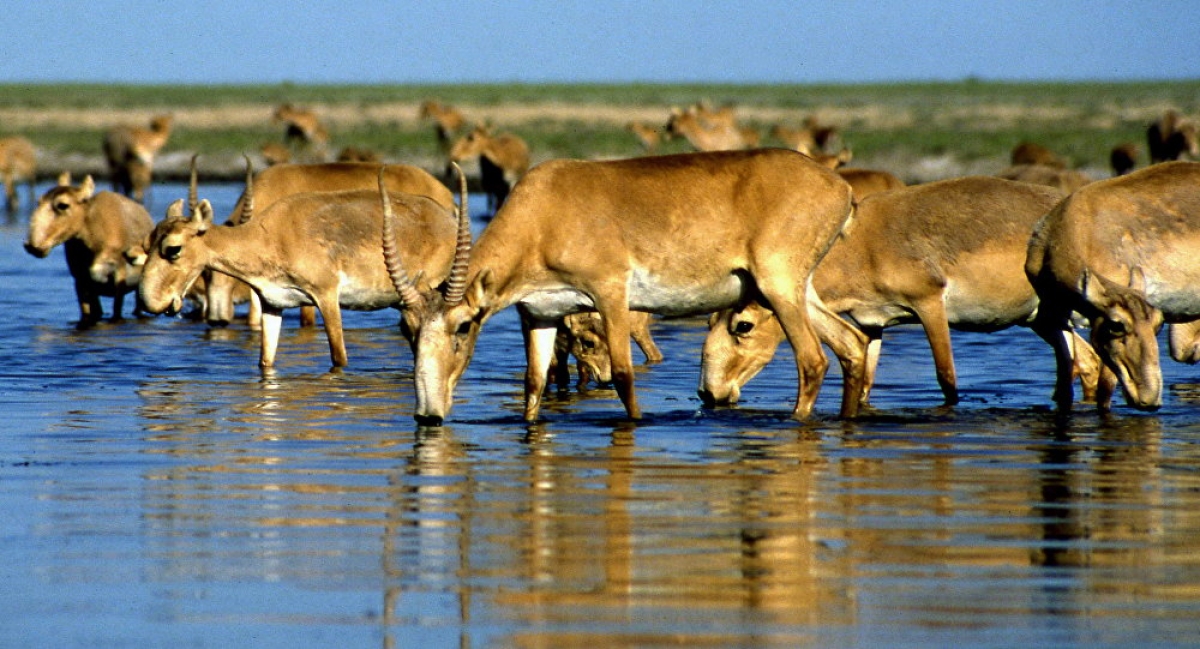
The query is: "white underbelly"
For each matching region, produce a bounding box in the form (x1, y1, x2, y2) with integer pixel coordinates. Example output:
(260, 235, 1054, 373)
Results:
(518, 270, 751, 320)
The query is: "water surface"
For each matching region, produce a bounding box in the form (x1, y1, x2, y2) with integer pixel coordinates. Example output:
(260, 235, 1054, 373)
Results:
(3, 183, 1200, 648)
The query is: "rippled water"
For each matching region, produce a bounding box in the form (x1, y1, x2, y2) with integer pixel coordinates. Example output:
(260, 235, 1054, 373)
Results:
(4, 182, 1200, 648)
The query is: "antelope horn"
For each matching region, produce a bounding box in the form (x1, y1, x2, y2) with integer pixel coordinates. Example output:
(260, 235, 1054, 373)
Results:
(380, 166, 427, 313)
(238, 154, 255, 225)
(444, 162, 472, 305)
(187, 154, 199, 211)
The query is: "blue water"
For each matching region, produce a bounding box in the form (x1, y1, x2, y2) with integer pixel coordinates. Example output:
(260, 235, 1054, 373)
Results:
(3, 182, 1200, 648)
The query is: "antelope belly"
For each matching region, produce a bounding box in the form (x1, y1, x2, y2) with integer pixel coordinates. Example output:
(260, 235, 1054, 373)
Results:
(628, 269, 747, 317)
(520, 289, 595, 320)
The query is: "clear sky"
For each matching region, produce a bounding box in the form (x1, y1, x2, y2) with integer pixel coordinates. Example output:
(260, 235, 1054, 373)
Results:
(9, 0, 1200, 85)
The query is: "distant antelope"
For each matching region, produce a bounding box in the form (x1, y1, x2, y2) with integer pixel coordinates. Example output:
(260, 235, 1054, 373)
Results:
(626, 121, 662, 153)
(449, 124, 530, 213)
(274, 103, 329, 161)
(102, 114, 172, 203)
(699, 176, 1100, 410)
(997, 164, 1092, 193)
(0, 136, 36, 213)
(1110, 142, 1139, 176)
(387, 148, 864, 425)
(665, 105, 754, 152)
(24, 175, 153, 327)
(1026, 161, 1200, 412)
(1010, 141, 1067, 168)
(1147, 109, 1198, 163)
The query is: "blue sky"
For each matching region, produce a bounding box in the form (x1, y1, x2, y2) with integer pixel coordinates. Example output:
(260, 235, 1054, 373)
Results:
(10, 1, 1200, 84)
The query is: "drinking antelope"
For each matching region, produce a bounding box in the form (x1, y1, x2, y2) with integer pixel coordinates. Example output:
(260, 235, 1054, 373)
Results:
(0, 136, 36, 213)
(699, 176, 1102, 410)
(1026, 160, 1200, 412)
(386, 148, 866, 425)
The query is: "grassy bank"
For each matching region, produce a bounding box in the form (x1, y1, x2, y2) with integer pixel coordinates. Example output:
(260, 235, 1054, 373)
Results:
(2, 80, 1198, 182)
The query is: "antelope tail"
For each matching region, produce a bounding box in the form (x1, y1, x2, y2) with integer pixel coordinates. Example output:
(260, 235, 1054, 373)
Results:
(444, 162, 471, 305)
(380, 167, 427, 312)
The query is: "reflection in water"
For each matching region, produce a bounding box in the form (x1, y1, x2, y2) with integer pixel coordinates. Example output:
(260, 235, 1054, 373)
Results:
(6, 188, 1200, 647)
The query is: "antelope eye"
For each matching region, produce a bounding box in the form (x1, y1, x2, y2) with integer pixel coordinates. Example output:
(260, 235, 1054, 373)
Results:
(580, 338, 597, 350)
(1105, 320, 1128, 337)
(54, 201, 71, 212)
(163, 245, 183, 261)
(455, 321, 472, 337)
(733, 320, 755, 335)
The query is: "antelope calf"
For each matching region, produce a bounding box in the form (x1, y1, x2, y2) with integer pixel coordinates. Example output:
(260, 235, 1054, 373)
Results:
(449, 124, 530, 213)
(0, 136, 37, 213)
(1026, 161, 1200, 412)
(139, 169, 462, 370)
(24, 175, 153, 327)
(102, 114, 173, 203)
(699, 176, 1101, 410)
(549, 311, 663, 391)
(205, 161, 455, 328)
(387, 148, 865, 425)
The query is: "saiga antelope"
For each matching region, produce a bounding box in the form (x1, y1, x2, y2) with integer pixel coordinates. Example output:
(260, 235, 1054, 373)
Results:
(138, 169, 462, 370)
(449, 124, 530, 213)
(1026, 161, 1200, 412)
(205, 160, 455, 328)
(102, 114, 173, 203)
(386, 148, 866, 425)
(24, 175, 153, 327)
(0, 136, 36, 213)
(699, 176, 1101, 410)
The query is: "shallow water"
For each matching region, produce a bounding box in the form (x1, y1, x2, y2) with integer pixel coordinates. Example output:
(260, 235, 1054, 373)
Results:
(4, 182, 1200, 648)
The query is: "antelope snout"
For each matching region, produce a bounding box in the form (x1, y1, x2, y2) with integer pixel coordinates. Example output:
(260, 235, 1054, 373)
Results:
(23, 242, 48, 258)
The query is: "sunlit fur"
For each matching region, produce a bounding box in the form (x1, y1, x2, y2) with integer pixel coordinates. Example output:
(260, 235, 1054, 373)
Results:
(1027, 161, 1200, 411)
(700, 176, 1102, 410)
(24, 175, 153, 327)
(102, 114, 172, 203)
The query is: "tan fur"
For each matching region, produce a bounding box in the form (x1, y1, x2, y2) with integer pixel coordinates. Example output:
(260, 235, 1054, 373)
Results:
(449, 124, 530, 213)
(392, 149, 863, 425)
(24, 175, 153, 327)
(0, 136, 36, 212)
(1011, 141, 1067, 168)
(837, 167, 905, 198)
(997, 164, 1092, 193)
(772, 117, 840, 156)
(419, 100, 466, 150)
(626, 121, 661, 152)
(207, 162, 455, 328)
(664, 105, 755, 152)
(273, 104, 329, 161)
(1026, 161, 1200, 412)
(549, 311, 662, 390)
(102, 114, 172, 203)
(700, 176, 1101, 409)
(260, 141, 292, 166)
(140, 184, 460, 369)
(336, 146, 380, 163)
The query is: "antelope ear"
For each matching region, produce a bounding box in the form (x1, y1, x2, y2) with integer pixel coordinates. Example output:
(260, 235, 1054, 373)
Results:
(466, 269, 494, 310)
(56, 171, 71, 187)
(194, 199, 214, 233)
(79, 175, 96, 200)
(1081, 269, 1120, 308)
(166, 198, 185, 219)
(1129, 266, 1147, 292)
(124, 244, 148, 267)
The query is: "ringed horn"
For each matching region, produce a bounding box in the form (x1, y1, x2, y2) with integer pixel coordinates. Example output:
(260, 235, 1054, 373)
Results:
(384, 161, 470, 312)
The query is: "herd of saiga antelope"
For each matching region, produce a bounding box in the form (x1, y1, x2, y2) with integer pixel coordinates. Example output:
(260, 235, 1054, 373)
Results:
(8, 100, 1200, 426)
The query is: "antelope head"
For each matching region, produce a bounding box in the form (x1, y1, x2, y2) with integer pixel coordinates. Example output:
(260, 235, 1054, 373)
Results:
(383, 163, 483, 426)
(24, 175, 97, 258)
(1081, 268, 1164, 411)
(697, 301, 784, 407)
(449, 124, 491, 162)
(139, 198, 216, 316)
